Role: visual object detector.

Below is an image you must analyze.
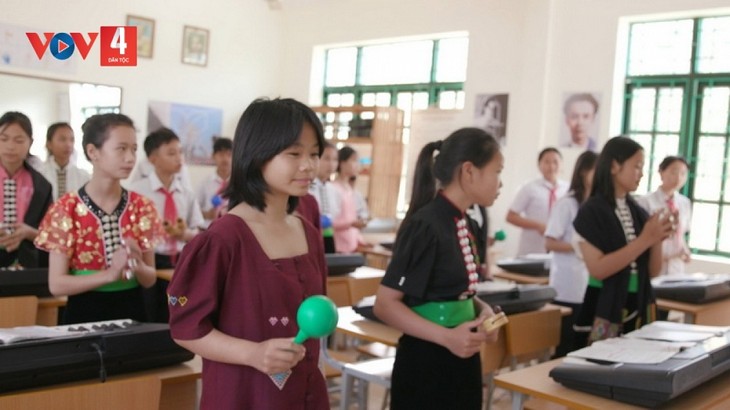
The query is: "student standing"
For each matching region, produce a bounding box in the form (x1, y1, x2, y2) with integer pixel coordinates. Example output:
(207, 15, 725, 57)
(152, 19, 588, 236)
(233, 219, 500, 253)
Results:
(636, 156, 692, 276)
(573, 136, 673, 345)
(544, 151, 597, 356)
(196, 137, 232, 228)
(167, 98, 329, 409)
(308, 142, 339, 252)
(0, 112, 53, 268)
(506, 147, 568, 255)
(129, 127, 204, 322)
(38, 122, 90, 201)
(35, 114, 161, 324)
(331, 146, 368, 253)
(374, 128, 502, 410)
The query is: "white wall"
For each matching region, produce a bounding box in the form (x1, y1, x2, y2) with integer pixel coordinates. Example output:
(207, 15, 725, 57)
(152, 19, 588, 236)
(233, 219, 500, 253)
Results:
(278, 0, 730, 270)
(1, 0, 286, 189)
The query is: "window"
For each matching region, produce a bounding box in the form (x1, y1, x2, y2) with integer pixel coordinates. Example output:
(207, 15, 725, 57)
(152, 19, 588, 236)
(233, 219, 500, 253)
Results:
(323, 35, 469, 215)
(623, 16, 730, 256)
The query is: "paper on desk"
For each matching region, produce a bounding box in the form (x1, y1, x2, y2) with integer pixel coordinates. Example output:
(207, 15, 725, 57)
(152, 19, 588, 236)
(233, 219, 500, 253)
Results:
(0, 326, 82, 345)
(625, 321, 729, 342)
(567, 337, 687, 364)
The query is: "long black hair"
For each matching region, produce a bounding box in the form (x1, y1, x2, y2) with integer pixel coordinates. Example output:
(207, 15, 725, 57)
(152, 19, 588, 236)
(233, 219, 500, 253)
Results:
(591, 136, 643, 207)
(225, 97, 324, 213)
(570, 150, 598, 204)
(405, 127, 499, 223)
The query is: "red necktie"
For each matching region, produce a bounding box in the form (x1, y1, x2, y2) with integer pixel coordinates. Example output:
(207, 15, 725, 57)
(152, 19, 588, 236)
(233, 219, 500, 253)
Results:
(666, 196, 681, 242)
(158, 187, 179, 262)
(548, 186, 557, 214)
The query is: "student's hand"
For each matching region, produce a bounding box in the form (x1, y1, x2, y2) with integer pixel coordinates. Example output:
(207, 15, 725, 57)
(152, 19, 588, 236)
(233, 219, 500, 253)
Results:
(108, 247, 129, 282)
(0, 223, 35, 252)
(123, 239, 146, 275)
(443, 317, 490, 358)
(253, 338, 306, 374)
(536, 223, 546, 235)
(352, 218, 368, 229)
(641, 212, 673, 244)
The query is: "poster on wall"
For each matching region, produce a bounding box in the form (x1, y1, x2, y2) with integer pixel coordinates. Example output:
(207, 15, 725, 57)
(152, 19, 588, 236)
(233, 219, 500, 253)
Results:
(560, 92, 601, 152)
(147, 101, 223, 165)
(0, 22, 76, 74)
(474, 93, 509, 146)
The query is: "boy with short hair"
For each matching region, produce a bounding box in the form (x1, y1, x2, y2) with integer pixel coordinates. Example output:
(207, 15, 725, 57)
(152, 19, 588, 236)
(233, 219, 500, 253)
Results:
(129, 127, 204, 321)
(196, 137, 232, 228)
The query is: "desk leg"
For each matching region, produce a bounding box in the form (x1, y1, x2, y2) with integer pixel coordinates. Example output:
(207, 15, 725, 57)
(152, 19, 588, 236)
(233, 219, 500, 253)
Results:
(511, 391, 525, 410)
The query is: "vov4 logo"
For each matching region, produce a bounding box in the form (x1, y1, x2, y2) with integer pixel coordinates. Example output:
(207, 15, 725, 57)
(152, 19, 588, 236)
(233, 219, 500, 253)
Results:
(26, 26, 137, 66)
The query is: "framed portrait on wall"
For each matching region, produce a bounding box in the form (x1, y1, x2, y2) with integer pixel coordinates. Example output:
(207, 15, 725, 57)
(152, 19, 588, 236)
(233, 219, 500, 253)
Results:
(560, 92, 601, 152)
(182, 25, 209, 66)
(126, 15, 155, 58)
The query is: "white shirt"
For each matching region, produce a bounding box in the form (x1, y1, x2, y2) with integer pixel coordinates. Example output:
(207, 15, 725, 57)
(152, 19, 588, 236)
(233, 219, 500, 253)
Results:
(636, 190, 692, 276)
(128, 172, 204, 255)
(196, 171, 228, 228)
(308, 178, 340, 218)
(544, 194, 588, 303)
(509, 177, 569, 256)
(37, 157, 91, 200)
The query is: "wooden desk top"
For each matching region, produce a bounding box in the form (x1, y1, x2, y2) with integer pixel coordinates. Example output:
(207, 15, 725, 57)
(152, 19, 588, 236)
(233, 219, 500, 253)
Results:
(656, 297, 730, 314)
(494, 358, 730, 410)
(336, 307, 401, 346)
(37, 296, 67, 308)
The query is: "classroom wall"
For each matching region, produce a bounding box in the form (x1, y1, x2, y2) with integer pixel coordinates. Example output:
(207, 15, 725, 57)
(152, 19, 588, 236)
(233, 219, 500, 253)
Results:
(1, 0, 287, 189)
(278, 0, 730, 271)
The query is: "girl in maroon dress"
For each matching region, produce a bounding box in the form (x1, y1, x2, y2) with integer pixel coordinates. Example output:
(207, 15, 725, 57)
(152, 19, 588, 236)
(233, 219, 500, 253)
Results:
(167, 98, 329, 410)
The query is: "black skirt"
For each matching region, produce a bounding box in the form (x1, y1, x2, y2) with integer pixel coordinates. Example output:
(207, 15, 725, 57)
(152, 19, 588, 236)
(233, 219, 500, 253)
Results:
(62, 287, 148, 324)
(390, 334, 482, 410)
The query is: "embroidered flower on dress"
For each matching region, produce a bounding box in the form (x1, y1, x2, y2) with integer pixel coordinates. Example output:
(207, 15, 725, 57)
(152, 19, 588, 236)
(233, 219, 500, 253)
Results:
(75, 202, 88, 217)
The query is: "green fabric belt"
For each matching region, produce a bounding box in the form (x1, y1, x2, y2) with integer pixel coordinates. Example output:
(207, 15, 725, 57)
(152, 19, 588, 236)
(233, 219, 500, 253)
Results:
(73, 269, 139, 292)
(322, 227, 334, 237)
(588, 272, 638, 293)
(411, 299, 475, 327)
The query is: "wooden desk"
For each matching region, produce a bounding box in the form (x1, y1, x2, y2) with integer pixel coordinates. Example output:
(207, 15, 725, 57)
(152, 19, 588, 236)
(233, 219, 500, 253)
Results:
(656, 297, 730, 326)
(157, 269, 174, 281)
(494, 358, 730, 410)
(0, 356, 202, 410)
(492, 268, 549, 285)
(36, 296, 66, 326)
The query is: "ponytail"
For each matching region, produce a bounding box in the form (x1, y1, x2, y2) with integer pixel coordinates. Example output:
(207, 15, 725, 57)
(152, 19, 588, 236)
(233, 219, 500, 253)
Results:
(404, 140, 442, 222)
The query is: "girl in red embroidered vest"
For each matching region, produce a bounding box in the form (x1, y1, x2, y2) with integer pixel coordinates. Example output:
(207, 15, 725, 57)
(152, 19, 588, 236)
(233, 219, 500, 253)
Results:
(374, 128, 503, 410)
(0, 112, 53, 268)
(35, 114, 162, 324)
(168, 98, 329, 409)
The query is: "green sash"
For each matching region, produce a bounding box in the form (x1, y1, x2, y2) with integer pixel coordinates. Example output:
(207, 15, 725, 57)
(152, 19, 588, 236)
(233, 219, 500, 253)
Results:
(411, 299, 475, 327)
(72, 269, 139, 292)
(588, 272, 638, 293)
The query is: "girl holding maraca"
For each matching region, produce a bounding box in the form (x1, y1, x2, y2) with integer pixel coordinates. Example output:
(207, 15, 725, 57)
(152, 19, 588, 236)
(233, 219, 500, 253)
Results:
(168, 98, 330, 409)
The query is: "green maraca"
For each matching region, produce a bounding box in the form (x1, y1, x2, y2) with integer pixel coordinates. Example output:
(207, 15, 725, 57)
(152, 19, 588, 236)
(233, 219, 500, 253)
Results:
(269, 295, 339, 389)
(293, 295, 339, 344)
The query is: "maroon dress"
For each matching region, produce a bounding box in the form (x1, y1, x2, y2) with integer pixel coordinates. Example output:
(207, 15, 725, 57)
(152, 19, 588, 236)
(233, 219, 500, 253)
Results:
(168, 213, 328, 410)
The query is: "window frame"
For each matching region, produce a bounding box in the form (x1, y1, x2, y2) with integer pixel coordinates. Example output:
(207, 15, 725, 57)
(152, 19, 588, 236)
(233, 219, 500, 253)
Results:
(623, 16, 730, 257)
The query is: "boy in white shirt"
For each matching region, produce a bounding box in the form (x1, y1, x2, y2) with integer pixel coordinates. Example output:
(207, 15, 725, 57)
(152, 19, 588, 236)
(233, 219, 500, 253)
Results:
(196, 137, 232, 228)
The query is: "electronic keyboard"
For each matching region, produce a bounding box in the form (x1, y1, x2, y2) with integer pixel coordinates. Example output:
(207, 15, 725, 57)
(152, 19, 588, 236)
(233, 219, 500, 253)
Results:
(496, 254, 551, 277)
(652, 274, 730, 303)
(550, 323, 730, 407)
(476, 283, 556, 314)
(326, 253, 365, 276)
(0, 268, 51, 297)
(0, 320, 193, 393)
